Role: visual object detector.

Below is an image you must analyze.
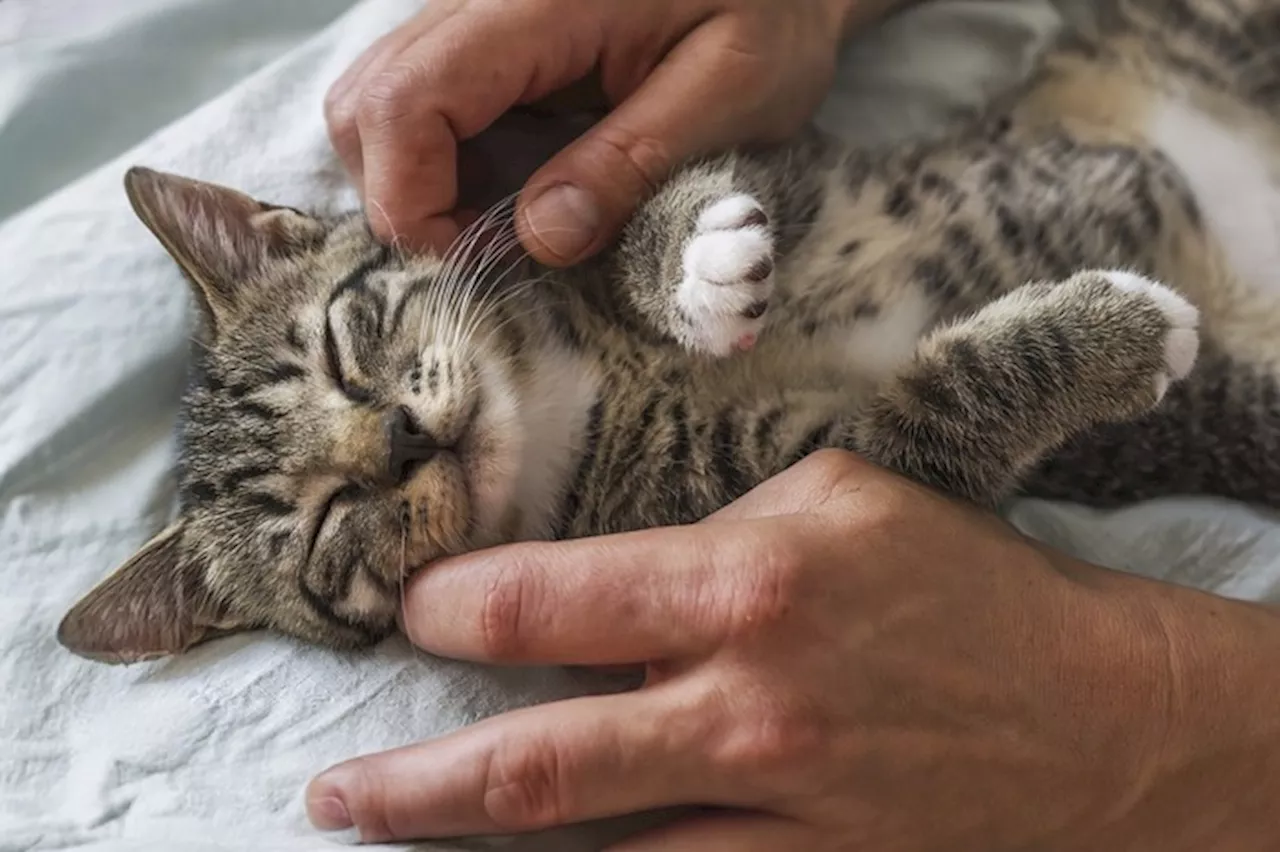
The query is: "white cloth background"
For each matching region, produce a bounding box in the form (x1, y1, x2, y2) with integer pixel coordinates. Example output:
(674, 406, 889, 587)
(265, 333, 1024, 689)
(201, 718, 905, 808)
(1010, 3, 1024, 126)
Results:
(2, 1, 1276, 850)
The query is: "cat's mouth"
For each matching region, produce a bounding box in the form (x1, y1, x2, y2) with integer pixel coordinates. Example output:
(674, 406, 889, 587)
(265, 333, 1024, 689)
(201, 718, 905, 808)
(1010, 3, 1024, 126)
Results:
(384, 358, 526, 588)
(396, 449, 472, 569)
(393, 391, 509, 572)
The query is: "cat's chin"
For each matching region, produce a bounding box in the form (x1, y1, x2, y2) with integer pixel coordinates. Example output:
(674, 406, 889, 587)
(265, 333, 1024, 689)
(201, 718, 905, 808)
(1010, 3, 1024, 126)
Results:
(451, 340, 599, 551)
(457, 359, 527, 548)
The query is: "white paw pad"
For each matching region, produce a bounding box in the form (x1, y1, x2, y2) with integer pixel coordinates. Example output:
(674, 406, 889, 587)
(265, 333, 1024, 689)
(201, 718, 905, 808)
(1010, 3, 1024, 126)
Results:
(677, 194, 775, 357)
(1102, 270, 1200, 399)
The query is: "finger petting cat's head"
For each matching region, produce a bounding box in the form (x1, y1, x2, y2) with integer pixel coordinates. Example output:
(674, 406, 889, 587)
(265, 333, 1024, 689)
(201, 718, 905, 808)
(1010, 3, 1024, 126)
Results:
(59, 169, 544, 662)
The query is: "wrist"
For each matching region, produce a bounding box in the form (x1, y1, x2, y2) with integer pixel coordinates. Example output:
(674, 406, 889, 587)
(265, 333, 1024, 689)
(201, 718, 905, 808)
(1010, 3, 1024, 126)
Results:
(1074, 566, 1280, 849)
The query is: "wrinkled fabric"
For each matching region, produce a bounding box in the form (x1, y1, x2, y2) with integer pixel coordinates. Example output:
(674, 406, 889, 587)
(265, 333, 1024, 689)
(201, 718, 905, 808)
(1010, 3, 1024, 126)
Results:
(4, 1, 1275, 850)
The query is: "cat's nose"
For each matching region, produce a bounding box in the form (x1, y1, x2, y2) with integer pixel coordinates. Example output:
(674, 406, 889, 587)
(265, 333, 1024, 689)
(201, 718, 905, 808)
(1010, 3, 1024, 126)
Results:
(384, 406, 442, 485)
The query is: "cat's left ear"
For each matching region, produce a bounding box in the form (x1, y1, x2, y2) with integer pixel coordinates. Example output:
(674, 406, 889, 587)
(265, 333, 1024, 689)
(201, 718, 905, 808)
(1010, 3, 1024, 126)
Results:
(56, 521, 250, 665)
(123, 167, 326, 335)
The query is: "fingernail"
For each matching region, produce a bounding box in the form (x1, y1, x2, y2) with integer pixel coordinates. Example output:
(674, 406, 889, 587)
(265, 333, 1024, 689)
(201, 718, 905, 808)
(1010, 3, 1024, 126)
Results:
(308, 795, 354, 832)
(523, 184, 599, 261)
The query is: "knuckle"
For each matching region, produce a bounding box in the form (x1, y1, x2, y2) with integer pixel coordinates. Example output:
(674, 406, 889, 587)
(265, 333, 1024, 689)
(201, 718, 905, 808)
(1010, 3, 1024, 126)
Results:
(713, 42, 770, 92)
(323, 86, 356, 136)
(705, 690, 823, 778)
(585, 126, 672, 205)
(800, 447, 862, 482)
(331, 758, 395, 842)
(724, 538, 804, 638)
(356, 66, 418, 131)
(478, 560, 539, 661)
(483, 738, 568, 833)
(793, 448, 873, 510)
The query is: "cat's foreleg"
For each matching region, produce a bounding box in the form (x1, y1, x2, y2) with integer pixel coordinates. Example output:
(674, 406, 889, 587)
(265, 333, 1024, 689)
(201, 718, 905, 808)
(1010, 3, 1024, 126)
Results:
(611, 134, 833, 357)
(852, 270, 1200, 506)
(612, 156, 778, 357)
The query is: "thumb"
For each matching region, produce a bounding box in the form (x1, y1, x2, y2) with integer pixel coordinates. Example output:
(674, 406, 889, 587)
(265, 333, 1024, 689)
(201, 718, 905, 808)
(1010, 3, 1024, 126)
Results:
(516, 20, 773, 266)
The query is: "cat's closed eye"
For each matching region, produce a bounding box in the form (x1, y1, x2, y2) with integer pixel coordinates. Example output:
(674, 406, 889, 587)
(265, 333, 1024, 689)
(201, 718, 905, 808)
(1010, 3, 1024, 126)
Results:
(324, 314, 374, 404)
(307, 484, 360, 563)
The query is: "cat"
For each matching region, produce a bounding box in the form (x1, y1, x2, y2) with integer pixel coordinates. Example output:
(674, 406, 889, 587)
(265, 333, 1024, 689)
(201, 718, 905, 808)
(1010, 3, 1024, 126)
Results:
(59, 0, 1280, 663)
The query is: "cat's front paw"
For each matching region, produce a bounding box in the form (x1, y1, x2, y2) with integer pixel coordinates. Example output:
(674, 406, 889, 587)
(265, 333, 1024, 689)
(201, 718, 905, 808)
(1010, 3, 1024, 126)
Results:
(675, 194, 776, 357)
(1101, 270, 1200, 401)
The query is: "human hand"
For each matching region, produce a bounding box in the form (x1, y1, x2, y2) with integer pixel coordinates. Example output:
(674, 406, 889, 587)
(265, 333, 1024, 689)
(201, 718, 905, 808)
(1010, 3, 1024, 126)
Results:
(324, 0, 893, 264)
(306, 451, 1280, 849)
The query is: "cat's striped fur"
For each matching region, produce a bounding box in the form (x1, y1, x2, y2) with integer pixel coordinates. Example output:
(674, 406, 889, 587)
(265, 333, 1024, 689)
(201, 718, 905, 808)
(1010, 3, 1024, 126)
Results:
(60, 0, 1280, 661)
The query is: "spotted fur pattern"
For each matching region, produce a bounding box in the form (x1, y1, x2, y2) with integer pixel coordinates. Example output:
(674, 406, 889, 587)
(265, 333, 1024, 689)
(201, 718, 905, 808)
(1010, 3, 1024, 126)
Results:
(59, 0, 1280, 660)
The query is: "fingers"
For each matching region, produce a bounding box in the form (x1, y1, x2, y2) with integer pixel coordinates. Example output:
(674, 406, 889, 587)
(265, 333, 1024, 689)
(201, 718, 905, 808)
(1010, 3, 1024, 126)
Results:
(518, 19, 775, 265)
(400, 520, 803, 664)
(306, 688, 725, 843)
(606, 811, 812, 851)
(339, 9, 477, 251)
(324, 2, 601, 252)
(324, 28, 415, 184)
(357, 107, 464, 251)
(324, 3, 458, 188)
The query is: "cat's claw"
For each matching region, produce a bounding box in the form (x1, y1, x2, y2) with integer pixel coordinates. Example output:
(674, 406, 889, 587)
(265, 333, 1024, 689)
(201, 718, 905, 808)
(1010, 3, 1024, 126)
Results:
(676, 194, 776, 357)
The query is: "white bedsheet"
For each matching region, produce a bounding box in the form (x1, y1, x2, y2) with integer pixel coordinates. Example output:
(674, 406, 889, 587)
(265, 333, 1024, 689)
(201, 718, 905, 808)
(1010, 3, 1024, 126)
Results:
(3, 1, 1277, 850)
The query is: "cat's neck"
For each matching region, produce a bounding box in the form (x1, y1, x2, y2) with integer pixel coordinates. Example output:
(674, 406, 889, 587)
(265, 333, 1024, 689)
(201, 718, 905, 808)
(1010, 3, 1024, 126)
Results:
(470, 302, 603, 548)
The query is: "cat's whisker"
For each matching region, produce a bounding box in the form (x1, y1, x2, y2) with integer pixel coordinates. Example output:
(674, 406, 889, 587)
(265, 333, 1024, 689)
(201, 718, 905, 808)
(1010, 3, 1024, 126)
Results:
(429, 199, 522, 354)
(461, 302, 547, 366)
(431, 192, 581, 356)
(471, 302, 549, 350)
(451, 289, 531, 362)
(420, 199, 512, 352)
(439, 208, 508, 291)
(450, 232, 529, 353)
(458, 225, 524, 289)
(454, 249, 538, 352)
(438, 193, 520, 281)
(452, 278, 539, 356)
(395, 516, 429, 665)
(463, 234, 527, 311)
(466, 274, 544, 328)
(419, 227, 479, 355)
(366, 198, 409, 255)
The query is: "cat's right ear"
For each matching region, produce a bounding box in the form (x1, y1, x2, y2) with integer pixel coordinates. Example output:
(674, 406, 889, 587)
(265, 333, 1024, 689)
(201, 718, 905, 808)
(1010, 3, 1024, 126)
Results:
(56, 521, 249, 665)
(123, 167, 326, 335)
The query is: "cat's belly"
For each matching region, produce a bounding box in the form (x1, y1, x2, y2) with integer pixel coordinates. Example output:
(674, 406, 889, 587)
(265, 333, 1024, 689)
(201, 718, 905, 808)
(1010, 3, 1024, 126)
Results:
(826, 286, 933, 386)
(1146, 96, 1280, 366)
(1148, 97, 1280, 297)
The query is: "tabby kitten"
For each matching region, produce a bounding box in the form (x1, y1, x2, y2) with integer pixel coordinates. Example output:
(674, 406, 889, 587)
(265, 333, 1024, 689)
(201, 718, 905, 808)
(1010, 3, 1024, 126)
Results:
(60, 0, 1280, 662)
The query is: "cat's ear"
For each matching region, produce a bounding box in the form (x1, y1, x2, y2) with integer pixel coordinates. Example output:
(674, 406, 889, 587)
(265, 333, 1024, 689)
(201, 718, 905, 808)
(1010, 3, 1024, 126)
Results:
(57, 521, 249, 665)
(123, 166, 326, 334)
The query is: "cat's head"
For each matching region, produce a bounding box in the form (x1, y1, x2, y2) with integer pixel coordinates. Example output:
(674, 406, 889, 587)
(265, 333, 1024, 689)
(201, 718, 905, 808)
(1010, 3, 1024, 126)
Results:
(58, 168, 555, 663)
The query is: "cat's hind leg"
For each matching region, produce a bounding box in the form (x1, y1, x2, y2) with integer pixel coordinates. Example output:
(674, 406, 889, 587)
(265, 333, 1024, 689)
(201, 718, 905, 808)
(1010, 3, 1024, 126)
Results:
(854, 270, 1200, 506)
